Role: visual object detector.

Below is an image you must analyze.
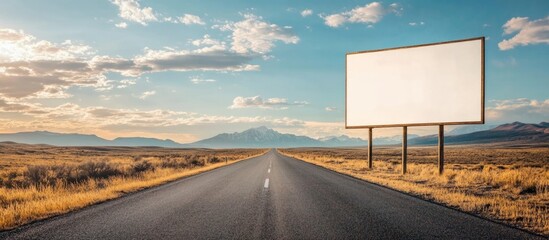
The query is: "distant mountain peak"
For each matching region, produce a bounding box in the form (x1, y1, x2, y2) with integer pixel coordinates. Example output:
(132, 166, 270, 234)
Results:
(319, 135, 361, 142)
(253, 126, 270, 131)
(0, 131, 183, 147)
(410, 121, 549, 145)
(190, 127, 367, 148)
(29, 131, 100, 137)
(493, 122, 545, 132)
(246, 126, 274, 134)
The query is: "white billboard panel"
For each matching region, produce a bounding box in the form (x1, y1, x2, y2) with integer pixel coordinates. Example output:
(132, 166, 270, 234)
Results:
(346, 37, 484, 128)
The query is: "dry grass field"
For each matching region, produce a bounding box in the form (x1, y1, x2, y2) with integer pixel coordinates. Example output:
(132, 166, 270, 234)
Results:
(0, 142, 267, 231)
(278, 145, 549, 236)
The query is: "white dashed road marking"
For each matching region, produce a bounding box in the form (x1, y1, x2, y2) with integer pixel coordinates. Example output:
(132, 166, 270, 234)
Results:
(264, 178, 270, 188)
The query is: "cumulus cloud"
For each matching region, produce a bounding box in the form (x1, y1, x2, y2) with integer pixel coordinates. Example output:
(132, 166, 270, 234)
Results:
(323, 14, 347, 28)
(1, 13, 296, 99)
(321, 2, 400, 28)
(325, 107, 337, 111)
(0, 28, 261, 99)
(0, 31, 92, 62)
(486, 98, 549, 123)
(218, 14, 299, 54)
(133, 47, 258, 73)
(191, 34, 223, 47)
(502, 17, 530, 34)
(301, 9, 313, 17)
(110, 0, 157, 26)
(0, 30, 99, 98)
(229, 95, 308, 109)
(0, 29, 34, 42)
(0, 97, 33, 112)
(179, 14, 205, 25)
(499, 16, 549, 50)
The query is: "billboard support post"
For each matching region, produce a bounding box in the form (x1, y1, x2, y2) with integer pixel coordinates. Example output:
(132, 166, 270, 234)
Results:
(368, 128, 373, 169)
(438, 125, 444, 175)
(402, 126, 407, 174)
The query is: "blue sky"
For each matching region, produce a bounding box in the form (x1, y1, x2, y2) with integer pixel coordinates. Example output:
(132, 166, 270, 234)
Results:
(0, 0, 547, 142)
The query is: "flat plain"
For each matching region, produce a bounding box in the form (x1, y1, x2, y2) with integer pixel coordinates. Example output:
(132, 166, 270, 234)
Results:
(1, 150, 542, 239)
(279, 144, 549, 236)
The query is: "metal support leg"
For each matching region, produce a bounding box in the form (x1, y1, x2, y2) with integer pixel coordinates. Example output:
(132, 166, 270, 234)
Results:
(438, 125, 444, 175)
(402, 126, 407, 174)
(368, 128, 373, 169)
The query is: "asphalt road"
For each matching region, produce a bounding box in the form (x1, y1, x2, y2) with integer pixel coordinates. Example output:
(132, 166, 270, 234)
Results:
(1, 150, 542, 239)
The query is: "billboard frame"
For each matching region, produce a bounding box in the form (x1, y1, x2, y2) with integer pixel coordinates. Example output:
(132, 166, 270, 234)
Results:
(345, 37, 485, 129)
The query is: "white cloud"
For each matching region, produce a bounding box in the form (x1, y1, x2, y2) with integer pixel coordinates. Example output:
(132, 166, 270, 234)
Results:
(0, 29, 34, 42)
(0, 30, 92, 61)
(0, 29, 99, 98)
(110, 0, 157, 26)
(301, 9, 313, 17)
(229, 95, 308, 109)
(0, 27, 262, 99)
(191, 34, 223, 47)
(163, 17, 179, 24)
(502, 17, 529, 34)
(0, 96, 312, 142)
(486, 98, 549, 123)
(179, 14, 205, 25)
(322, 2, 400, 28)
(139, 90, 156, 99)
(115, 22, 128, 29)
(323, 14, 347, 28)
(133, 46, 259, 73)
(190, 77, 216, 84)
(10, 97, 540, 143)
(325, 107, 337, 111)
(0, 16, 297, 100)
(409, 21, 424, 26)
(219, 14, 299, 54)
(499, 16, 549, 50)
(117, 79, 136, 88)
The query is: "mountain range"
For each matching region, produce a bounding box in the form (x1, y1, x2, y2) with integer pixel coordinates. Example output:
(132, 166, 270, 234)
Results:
(0, 131, 183, 148)
(0, 122, 547, 148)
(409, 122, 549, 145)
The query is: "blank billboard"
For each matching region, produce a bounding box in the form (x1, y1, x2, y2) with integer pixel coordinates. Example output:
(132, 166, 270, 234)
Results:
(346, 37, 484, 128)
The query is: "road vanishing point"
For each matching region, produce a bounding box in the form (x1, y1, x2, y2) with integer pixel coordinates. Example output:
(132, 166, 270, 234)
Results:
(1, 150, 542, 240)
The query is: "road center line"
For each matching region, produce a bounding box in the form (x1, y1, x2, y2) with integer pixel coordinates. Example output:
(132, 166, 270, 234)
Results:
(268, 168, 271, 173)
(264, 178, 269, 188)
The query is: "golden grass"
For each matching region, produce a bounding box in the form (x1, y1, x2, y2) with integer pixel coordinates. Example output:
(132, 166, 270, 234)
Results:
(0, 143, 267, 230)
(278, 146, 549, 236)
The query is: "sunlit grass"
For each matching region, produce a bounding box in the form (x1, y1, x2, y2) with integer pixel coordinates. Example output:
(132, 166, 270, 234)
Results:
(278, 146, 549, 235)
(0, 144, 267, 230)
